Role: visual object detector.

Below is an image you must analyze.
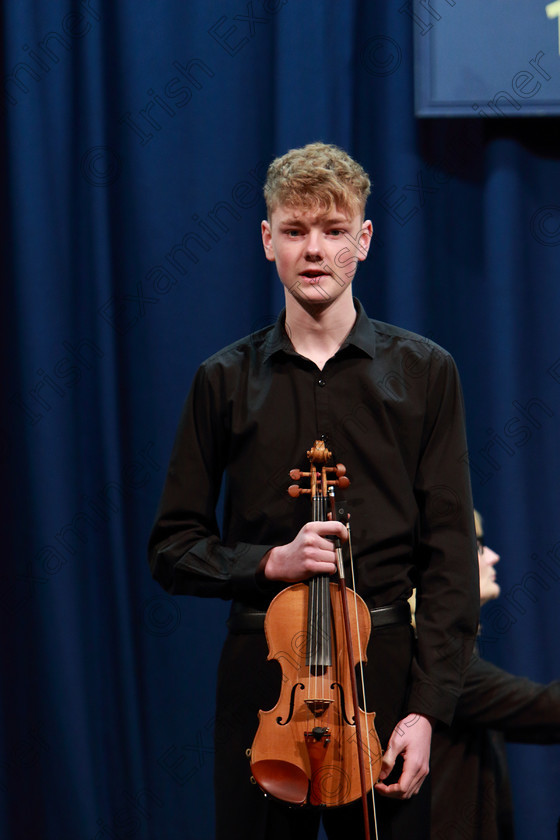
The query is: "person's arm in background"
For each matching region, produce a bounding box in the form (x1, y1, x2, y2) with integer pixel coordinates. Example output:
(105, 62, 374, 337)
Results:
(455, 651, 560, 743)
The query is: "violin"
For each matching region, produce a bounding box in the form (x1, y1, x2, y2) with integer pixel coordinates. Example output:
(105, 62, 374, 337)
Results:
(249, 441, 382, 838)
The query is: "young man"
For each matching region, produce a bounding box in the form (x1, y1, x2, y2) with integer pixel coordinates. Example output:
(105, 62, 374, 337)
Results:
(149, 142, 480, 840)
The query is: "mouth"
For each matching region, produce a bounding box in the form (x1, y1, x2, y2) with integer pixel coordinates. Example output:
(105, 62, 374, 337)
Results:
(300, 269, 331, 284)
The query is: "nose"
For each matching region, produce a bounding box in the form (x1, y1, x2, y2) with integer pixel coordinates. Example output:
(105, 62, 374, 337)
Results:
(305, 229, 323, 259)
(484, 546, 500, 566)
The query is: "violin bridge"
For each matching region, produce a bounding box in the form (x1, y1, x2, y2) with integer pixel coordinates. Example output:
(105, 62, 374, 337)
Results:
(304, 698, 333, 718)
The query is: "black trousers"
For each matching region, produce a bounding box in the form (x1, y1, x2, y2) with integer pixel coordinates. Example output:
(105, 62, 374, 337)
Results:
(214, 622, 430, 840)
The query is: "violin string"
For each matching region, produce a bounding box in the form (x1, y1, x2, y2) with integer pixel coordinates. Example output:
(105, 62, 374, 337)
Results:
(315, 567, 320, 707)
(311, 495, 318, 709)
(347, 520, 380, 840)
(320, 492, 327, 711)
(311, 490, 323, 711)
(310, 574, 314, 710)
(319, 491, 332, 728)
(316, 477, 321, 708)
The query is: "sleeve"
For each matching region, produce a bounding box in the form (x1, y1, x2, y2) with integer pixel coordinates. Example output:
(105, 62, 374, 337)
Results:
(406, 349, 481, 725)
(454, 652, 560, 743)
(147, 363, 274, 601)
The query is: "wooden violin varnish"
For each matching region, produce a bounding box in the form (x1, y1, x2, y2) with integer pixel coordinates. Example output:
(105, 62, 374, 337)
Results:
(249, 441, 382, 838)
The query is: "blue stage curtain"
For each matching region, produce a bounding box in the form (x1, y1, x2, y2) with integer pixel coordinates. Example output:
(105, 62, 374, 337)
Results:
(1, 1, 559, 838)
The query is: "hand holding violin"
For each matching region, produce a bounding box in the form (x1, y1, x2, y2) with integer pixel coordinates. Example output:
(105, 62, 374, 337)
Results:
(259, 519, 348, 582)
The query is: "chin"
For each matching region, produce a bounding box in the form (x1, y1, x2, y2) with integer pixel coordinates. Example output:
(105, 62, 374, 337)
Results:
(480, 584, 501, 605)
(290, 288, 333, 306)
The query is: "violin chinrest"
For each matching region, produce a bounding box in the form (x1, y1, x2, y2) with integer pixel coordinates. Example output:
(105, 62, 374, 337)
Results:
(251, 759, 309, 806)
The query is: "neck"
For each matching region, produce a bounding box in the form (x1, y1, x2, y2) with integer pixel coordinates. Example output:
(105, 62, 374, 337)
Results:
(284, 291, 356, 370)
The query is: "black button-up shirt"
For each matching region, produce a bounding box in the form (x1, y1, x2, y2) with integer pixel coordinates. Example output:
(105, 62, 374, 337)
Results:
(149, 299, 479, 723)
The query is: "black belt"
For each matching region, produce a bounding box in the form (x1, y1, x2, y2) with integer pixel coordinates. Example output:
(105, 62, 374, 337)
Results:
(227, 599, 411, 634)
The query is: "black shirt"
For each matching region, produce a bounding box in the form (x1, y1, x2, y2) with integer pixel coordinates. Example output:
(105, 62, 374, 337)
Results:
(149, 299, 479, 724)
(430, 651, 560, 839)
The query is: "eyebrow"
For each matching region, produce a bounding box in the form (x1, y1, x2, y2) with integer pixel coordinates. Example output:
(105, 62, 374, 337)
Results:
(280, 216, 351, 226)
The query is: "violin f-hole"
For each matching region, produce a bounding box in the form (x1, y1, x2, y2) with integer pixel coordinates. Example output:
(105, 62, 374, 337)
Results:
(276, 682, 305, 726)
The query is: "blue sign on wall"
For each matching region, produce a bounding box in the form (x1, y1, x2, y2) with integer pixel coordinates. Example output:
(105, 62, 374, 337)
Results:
(413, 0, 560, 116)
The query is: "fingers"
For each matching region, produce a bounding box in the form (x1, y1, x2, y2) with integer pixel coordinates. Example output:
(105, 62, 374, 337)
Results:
(375, 776, 426, 799)
(294, 521, 347, 556)
(306, 520, 348, 542)
(263, 519, 348, 582)
(299, 521, 347, 573)
(374, 716, 431, 800)
(377, 743, 397, 783)
(374, 761, 427, 799)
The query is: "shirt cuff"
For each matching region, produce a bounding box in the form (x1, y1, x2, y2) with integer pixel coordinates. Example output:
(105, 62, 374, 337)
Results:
(231, 543, 275, 600)
(407, 679, 460, 726)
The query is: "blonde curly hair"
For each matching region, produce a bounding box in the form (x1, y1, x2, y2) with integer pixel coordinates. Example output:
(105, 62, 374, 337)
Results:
(264, 142, 371, 220)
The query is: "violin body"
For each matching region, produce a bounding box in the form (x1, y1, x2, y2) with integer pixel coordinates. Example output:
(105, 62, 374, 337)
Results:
(250, 579, 382, 807)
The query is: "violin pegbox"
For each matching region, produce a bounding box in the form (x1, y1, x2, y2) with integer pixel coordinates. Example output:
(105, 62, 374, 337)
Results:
(288, 440, 350, 498)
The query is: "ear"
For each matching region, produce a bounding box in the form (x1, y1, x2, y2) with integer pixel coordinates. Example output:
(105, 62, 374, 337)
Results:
(261, 220, 275, 262)
(357, 220, 373, 262)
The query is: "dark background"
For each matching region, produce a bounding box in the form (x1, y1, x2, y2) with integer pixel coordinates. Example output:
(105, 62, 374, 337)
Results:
(1, 2, 559, 838)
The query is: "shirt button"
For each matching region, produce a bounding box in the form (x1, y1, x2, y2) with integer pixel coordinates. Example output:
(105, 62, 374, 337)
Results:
(318, 379, 326, 387)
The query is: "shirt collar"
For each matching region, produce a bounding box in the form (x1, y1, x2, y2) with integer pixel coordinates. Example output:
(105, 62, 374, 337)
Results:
(262, 298, 376, 361)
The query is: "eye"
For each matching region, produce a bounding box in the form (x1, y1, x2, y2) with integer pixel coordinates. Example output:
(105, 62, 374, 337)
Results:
(328, 229, 344, 237)
(285, 229, 302, 237)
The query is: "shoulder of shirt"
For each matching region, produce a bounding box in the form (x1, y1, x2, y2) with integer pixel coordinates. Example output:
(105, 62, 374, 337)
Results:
(195, 316, 455, 370)
(197, 325, 275, 371)
(368, 318, 454, 363)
